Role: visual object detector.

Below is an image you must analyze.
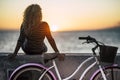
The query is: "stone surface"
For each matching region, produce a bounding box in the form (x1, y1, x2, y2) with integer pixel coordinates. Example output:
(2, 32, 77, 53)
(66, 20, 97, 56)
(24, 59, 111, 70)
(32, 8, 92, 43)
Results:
(0, 53, 120, 80)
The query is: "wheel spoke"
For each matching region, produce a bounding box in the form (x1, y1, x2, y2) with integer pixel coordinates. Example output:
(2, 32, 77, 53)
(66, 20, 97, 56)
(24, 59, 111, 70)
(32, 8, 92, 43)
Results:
(91, 66, 120, 80)
(9, 67, 54, 80)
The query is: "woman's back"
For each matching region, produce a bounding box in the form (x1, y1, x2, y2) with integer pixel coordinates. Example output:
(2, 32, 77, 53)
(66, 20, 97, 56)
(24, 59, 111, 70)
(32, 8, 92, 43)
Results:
(21, 22, 49, 53)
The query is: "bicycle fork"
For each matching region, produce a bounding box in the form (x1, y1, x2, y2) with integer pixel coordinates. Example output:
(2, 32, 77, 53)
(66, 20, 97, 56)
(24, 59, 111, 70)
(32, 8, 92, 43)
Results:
(98, 65, 107, 80)
(92, 46, 107, 80)
(94, 56, 107, 80)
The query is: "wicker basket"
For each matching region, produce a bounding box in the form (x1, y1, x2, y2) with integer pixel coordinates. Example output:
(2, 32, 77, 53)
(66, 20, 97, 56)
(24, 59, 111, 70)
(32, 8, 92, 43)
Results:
(99, 45, 118, 63)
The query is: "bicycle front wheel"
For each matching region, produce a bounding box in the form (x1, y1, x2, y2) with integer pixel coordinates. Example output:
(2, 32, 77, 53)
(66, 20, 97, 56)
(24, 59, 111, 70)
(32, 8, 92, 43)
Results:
(91, 66, 120, 80)
(9, 63, 56, 80)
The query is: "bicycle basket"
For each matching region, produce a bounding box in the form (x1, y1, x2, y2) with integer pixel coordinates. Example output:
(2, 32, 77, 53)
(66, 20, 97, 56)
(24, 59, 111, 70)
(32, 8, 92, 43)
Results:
(99, 45, 118, 63)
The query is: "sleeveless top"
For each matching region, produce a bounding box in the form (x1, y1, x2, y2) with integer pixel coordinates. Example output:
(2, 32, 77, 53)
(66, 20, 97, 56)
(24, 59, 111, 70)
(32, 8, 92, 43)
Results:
(18, 22, 50, 53)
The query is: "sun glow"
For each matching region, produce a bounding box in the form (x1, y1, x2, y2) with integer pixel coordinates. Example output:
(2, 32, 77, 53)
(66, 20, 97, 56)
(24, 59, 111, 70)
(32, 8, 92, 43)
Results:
(0, 0, 120, 31)
(50, 25, 59, 32)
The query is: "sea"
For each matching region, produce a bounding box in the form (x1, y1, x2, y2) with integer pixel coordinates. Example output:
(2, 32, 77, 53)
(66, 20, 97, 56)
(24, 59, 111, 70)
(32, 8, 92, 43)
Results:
(0, 29, 120, 54)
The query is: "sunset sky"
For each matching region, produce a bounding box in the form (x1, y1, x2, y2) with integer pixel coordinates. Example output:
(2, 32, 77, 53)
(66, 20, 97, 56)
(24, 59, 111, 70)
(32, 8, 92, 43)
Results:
(0, 0, 120, 31)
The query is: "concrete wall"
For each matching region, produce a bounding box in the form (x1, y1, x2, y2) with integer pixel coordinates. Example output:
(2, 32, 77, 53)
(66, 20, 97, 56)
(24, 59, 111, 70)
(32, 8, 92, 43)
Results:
(0, 53, 120, 80)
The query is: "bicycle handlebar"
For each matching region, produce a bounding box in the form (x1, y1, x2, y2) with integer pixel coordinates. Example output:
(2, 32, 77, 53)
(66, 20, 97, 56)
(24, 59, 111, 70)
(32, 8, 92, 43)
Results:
(79, 37, 89, 40)
(79, 36, 104, 55)
(79, 36, 98, 44)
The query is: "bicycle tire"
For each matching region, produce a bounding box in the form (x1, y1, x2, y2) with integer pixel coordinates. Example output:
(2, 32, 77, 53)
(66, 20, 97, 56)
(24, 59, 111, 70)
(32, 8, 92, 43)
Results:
(9, 63, 56, 80)
(90, 65, 120, 80)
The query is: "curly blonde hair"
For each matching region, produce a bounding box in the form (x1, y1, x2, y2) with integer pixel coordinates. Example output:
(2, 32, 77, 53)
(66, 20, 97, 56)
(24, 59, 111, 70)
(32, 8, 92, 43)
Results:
(23, 4, 42, 29)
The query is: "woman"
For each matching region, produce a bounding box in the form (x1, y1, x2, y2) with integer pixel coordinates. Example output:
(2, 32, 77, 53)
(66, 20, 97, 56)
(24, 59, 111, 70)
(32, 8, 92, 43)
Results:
(9, 4, 62, 59)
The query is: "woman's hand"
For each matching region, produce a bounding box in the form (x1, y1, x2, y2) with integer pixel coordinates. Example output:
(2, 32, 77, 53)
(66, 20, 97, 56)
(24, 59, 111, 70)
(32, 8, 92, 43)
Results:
(57, 53, 65, 61)
(8, 54, 17, 59)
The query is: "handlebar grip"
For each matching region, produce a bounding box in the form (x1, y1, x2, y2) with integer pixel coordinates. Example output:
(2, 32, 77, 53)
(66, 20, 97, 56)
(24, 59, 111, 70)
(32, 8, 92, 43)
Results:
(79, 37, 88, 40)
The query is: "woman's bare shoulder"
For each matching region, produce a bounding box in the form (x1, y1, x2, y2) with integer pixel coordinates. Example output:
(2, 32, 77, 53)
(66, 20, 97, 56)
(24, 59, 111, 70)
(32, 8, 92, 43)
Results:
(41, 21, 48, 25)
(40, 21, 49, 29)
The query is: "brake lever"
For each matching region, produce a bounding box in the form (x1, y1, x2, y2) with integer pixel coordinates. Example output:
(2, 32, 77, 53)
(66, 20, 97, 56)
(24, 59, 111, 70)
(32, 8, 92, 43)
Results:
(82, 40, 93, 44)
(82, 41, 89, 44)
(82, 41, 87, 44)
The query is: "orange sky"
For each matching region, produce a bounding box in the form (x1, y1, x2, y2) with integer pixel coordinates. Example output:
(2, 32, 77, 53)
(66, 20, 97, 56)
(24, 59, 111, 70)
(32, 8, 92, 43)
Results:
(0, 0, 120, 31)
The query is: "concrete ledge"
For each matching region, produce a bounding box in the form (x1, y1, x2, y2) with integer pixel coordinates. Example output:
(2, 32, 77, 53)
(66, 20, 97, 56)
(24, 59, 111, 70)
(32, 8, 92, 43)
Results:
(0, 53, 120, 80)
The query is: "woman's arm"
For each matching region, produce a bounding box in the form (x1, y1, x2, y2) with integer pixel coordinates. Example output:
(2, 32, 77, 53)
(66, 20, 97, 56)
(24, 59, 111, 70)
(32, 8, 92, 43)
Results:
(47, 37, 59, 53)
(44, 22, 65, 61)
(8, 24, 25, 58)
(12, 42, 21, 56)
(44, 22, 59, 53)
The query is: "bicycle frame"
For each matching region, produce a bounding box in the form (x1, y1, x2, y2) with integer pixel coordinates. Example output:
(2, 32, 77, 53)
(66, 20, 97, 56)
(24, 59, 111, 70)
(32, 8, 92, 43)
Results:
(39, 55, 107, 80)
(9, 36, 118, 80)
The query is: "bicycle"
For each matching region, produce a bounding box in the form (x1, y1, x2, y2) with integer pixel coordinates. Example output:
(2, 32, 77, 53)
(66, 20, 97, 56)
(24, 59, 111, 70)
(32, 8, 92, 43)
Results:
(9, 36, 120, 80)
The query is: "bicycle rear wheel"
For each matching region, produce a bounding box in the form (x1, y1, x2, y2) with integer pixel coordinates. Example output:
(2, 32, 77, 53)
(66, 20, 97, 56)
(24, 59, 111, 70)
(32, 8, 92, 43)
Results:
(9, 63, 56, 80)
(91, 66, 120, 80)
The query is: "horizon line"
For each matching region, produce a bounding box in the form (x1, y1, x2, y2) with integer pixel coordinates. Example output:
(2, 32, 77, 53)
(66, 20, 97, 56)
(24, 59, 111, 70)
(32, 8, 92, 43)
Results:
(0, 25, 119, 32)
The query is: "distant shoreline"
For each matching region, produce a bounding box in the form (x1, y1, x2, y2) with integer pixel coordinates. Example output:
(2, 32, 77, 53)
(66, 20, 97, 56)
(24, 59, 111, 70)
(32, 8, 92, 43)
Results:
(0, 25, 119, 32)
